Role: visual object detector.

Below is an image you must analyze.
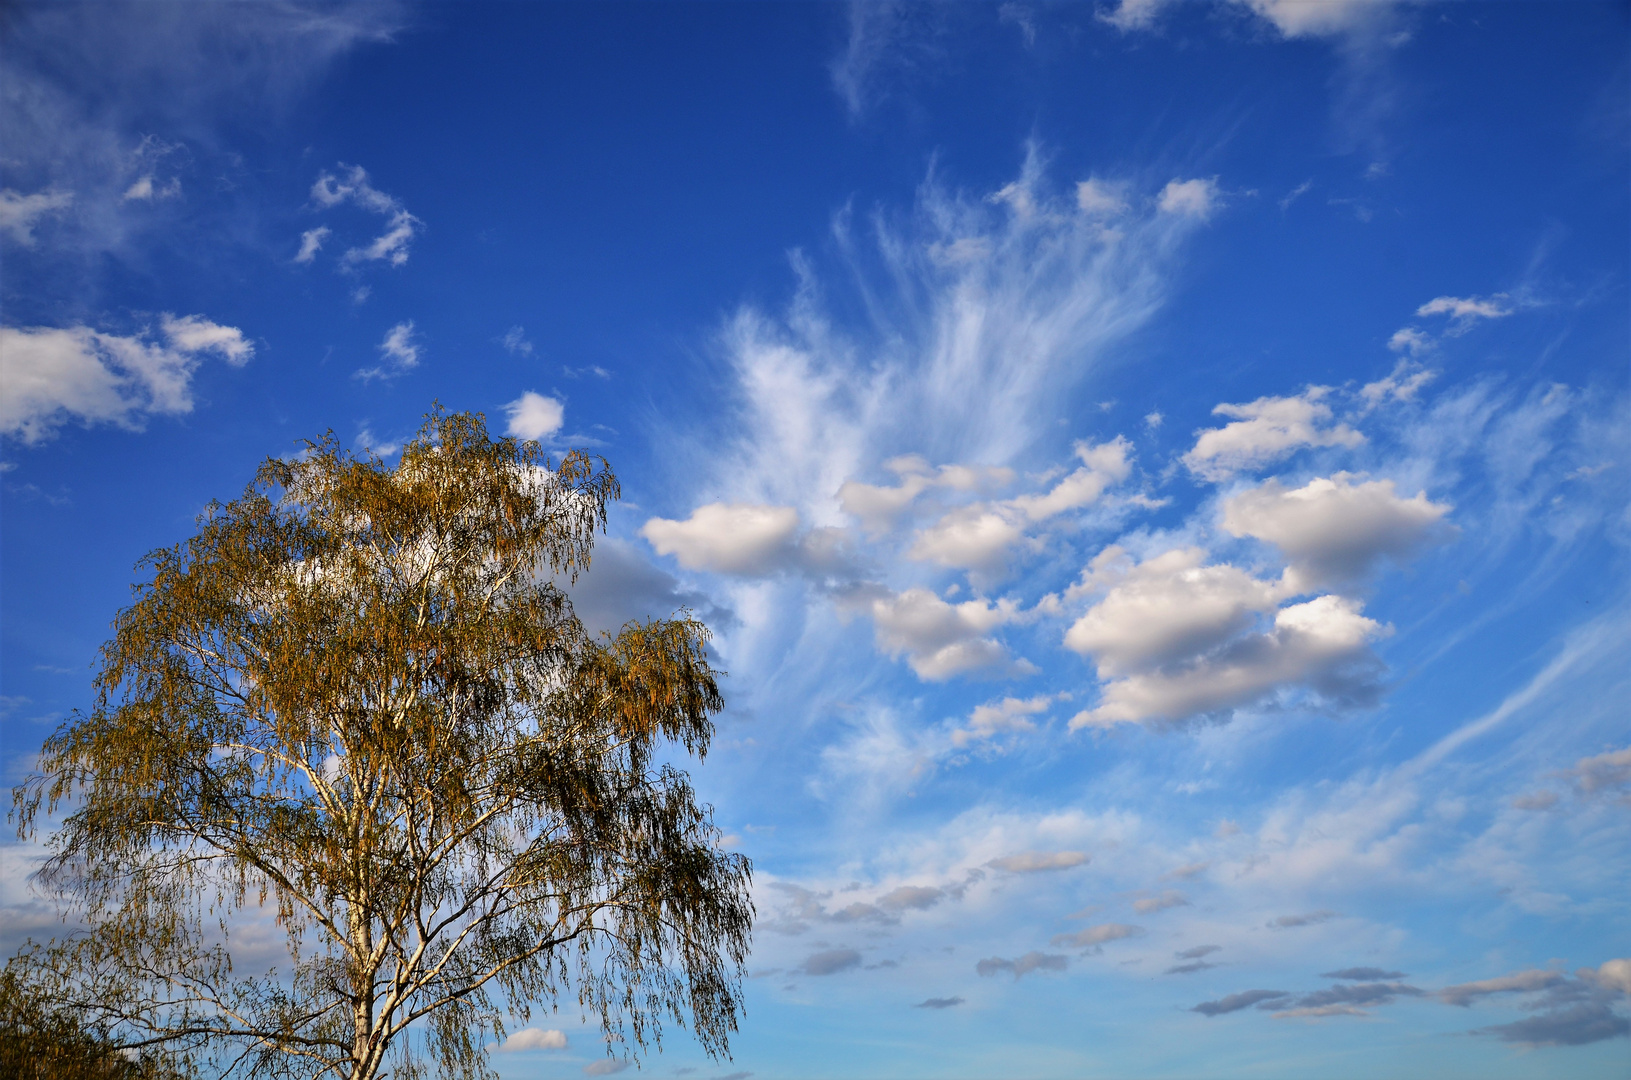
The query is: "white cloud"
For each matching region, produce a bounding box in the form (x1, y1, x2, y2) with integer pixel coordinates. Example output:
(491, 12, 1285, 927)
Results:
(839, 456, 1015, 536)
(0, 315, 253, 444)
(907, 438, 1133, 572)
(1183, 387, 1365, 480)
(504, 391, 565, 443)
(583, 1060, 630, 1076)
(1075, 177, 1129, 216)
(1230, 0, 1393, 39)
(1221, 473, 1454, 592)
(1098, 0, 1172, 32)
(1362, 358, 1435, 404)
(952, 694, 1059, 747)
(121, 175, 180, 201)
(1157, 178, 1221, 220)
(309, 164, 421, 268)
(845, 586, 1026, 681)
(295, 225, 330, 263)
(1072, 593, 1388, 728)
(1416, 293, 1511, 324)
(0, 189, 73, 245)
(499, 1028, 567, 1051)
(1386, 328, 1432, 356)
(643, 503, 801, 576)
(1064, 547, 1286, 677)
(355, 321, 420, 382)
(987, 850, 1088, 873)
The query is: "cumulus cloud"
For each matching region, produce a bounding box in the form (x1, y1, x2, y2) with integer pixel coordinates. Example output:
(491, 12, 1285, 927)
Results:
(1065, 547, 1388, 727)
(1050, 923, 1143, 949)
(500, 1028, 567, 1051)
(309, 164, 422, 268)
(1101, 0, 1393, 40)
(1192, 989, 1289, 1017)
(1064, 547, 1285, 677)
(355, 320, 420, 382)
(1075, 177, 1129, 216)
(504, 391, 565, 442)
(121, 174, 180, 201)
(643, 503, 801, 576)
(976, 951, 1067, 978)
(1438, 969, 1566, 1007)
(0, 189, 73, 245)
(987, 850, 1087, 874)
(1222, 473, 1454, 592)
(1, 315, 253, 444)
(880, 439, 1132, 573)
(1157, 178, 1221, 220)
(951, 694, 1058, 747)
(1184, 388, 1365, 480)
(842, 586, 1027, 681)
(1283, 981, 1423, 1012)
(801, 948, 863, 976)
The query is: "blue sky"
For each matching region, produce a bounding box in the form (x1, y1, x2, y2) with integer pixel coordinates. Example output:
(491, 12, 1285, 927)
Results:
(2, 2, 1628, 1077)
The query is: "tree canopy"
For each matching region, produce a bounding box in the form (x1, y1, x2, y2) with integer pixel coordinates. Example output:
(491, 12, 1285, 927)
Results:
(9, 410, 752, 1080)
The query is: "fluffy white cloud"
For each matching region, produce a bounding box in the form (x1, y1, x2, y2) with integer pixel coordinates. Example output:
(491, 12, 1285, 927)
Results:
(838, 455, 1015, 535)
(1, 315, 253, 444)
(353, 320, 420, 382)
(1157, 178, 1221, 220)
(1073, 593, 1388, 728)
(907, 439, 1133, 572)
(499, 1028, 567, 1051)
(504, 391, 565, 442)
(1222, 474, 1454, 591)
(0, 188, 73, 244)
(643, 503, 801, 576)
(846, 586, 1026, 681)
(1065, 547, 1286, 677)
(1183, 388, 1364, 480)
(1386, 328, 1432, 356)
(951, 694, 1059, 748)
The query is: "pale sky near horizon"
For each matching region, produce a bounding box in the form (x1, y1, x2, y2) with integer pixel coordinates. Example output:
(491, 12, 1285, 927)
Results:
(2, 2, 1628, 1077)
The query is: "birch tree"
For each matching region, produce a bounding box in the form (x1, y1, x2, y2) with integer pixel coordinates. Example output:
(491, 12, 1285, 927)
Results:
(8, 410, 752, 1080)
